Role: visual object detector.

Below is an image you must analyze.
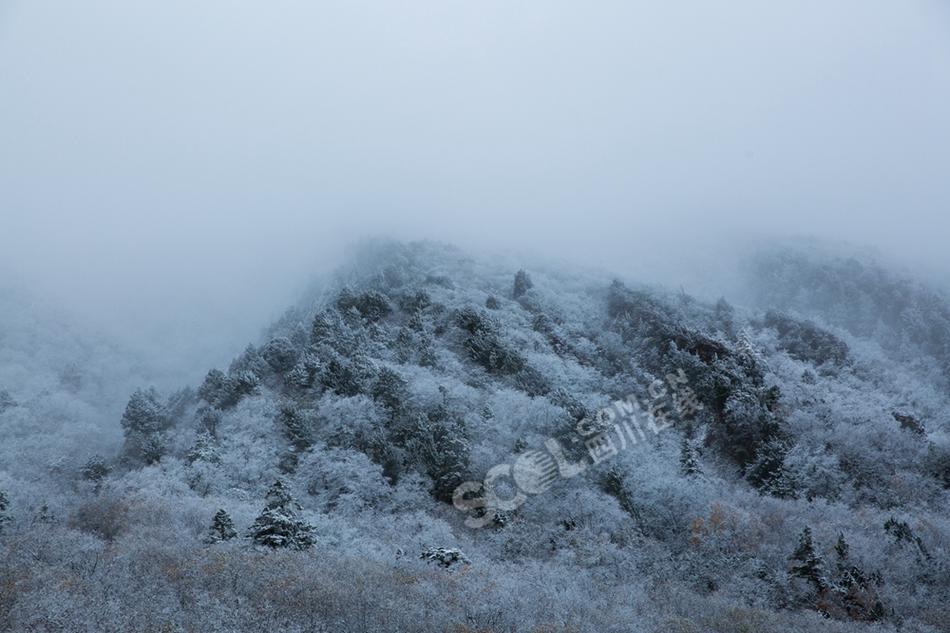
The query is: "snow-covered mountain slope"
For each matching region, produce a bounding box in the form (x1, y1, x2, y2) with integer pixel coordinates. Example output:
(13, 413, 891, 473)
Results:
(1, 241, 948, 632)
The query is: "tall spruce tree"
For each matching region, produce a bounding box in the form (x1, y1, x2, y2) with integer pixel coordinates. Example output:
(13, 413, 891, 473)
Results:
(0, 490, 9, 533)
(207, 509, 237, 543)
(790, 526, 827, 592)
(679, 436, 702, 476)
(247, 480, 315, 550)
(120, 387, 168, 464)
(512, 269, 534, 299)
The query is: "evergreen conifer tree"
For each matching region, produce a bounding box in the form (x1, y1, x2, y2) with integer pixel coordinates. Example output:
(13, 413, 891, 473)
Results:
(790, 526, 827, 592)
(120, 387, 168, 464)
(207, 509, 237, 543)
(247, 480, 315, 550)
(512, 269, 533, 299)
(679, 436, 702, 476)
(0, 490, 9, 533)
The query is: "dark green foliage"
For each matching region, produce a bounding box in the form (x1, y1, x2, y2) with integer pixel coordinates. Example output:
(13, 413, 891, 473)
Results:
(310, 308, 367, 359)
(261, 337, 299, 374)
(421, 421, 470, 503)
(247, 481, 315, 550)
(322, 358, 359, 396)
(548, 388, 588, 422)
(485, 295, 499, 309)
(680, 436, 701, 477)
(372, 367, 409, 415)
(197, 366, 256, 410)
(601, 469, 639, 523)
(532, 313, 570, 357)
(833, 532, 849, 568)
(606, 281, 790, 492)
(392, 327, 415, 364)
(789, 527, 827, 592)
(319, 351, 373, 397)
(187, 432, 220, 464)
(418, 336, 438, 368)
(277, 404, 315, 451)
(512, 269, 533, 299)
(336, 288, 392, 322)
(925, 442, 950, 489)
(514, 365, 550, 397)
(286, 353, 321, 390)
(0, 388, 16, 413)
(390, 409, 470, 503)
(0, 490, 9, 533)
(310, 310, 337, 346)
(745, 437, 797, 498)
(80, 456, 110, 491)
(764, 311, 849, 366)
(420, 546, 470, 569)
(198, 369, 232, 408)
(883, 517, 929, 559)
(120, 387, 169, 464)
(228, 345, 269, 379)
(892, 412, 925, 436)
(786, 531, 887, 622)
(229, 370, 259, 401)
(207, 509, 237, 543)
(398, 290, 431, 314)
(831, 533, 886, 622)
(456, 307, 524, 375)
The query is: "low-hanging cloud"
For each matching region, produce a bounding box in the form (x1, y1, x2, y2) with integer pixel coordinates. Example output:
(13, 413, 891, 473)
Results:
(1, 0, 949, 370)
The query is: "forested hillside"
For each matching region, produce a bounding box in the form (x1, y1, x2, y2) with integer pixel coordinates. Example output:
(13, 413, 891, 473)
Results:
(1, 241, 948, 632)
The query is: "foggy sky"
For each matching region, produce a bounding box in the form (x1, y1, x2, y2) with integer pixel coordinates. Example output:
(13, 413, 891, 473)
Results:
(2, 1, 949, 370)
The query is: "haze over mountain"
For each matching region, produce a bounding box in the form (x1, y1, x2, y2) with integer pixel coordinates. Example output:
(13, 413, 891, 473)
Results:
(3, 1, 950, 374)
(2, 2, 950, 631)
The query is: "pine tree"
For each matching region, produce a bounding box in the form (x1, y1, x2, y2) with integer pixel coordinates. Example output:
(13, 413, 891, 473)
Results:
(81, 456, 110, 492)
(120, 387, 168, 464)
(187, 432, 220, 464)
(0, 490, 9, 533)
(277, 404, 314, 451)
(831, 531, 887, 621)
(834, 531, 850, 574)
(247, 481, 315, 550)
(679, 436, 702, 476)
(372, 367, 408, 415)
(207, 509, 237, 543)
(512, 269, 534, 299)
(790, 526, 827, 592)
(198, 369, 231, 408)
(746, 437, 797, 498)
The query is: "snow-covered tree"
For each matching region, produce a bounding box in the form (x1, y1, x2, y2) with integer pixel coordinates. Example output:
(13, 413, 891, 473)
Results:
(679, 436, 701, 477)
(789, 526, 827, 592)
(198, 368, 232, 408)
(120, 387, 168, 464)
(187, 432, 220, 464)
(512, 269, 533, 299)
(206, 509, 237, 543)
(277, 404, 315, 451)
(80, 456, 110, 492)
(420, 546, 470, 569)
(0, 490, 9, 533)
(247, 480, 315, 550)
(261, 337, 298, 374)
